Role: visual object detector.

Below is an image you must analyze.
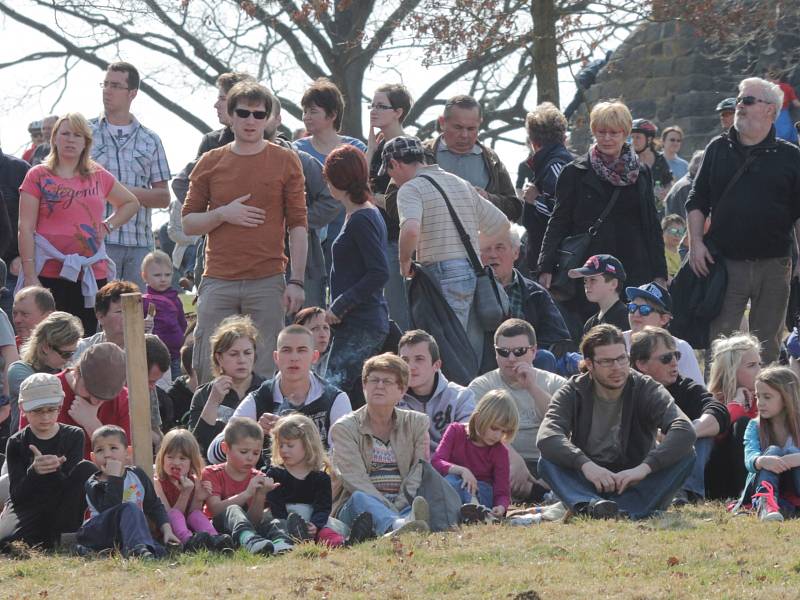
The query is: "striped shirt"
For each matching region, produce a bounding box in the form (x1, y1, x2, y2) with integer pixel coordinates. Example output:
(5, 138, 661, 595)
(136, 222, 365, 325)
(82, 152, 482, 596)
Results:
(369, 437, 402, 502)
(397, 164, 509, 264)
(90, 115, 171, 247)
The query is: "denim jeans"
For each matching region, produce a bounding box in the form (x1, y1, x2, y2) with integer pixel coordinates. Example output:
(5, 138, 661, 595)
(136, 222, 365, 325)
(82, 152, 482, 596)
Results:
(336, 491, 411, 535)
(682, 436, 714, 497)
(423, 258, 476, 332)
(444, 473, 493, 507)
(384, 240, 410, 331)
(538, 454, 695, 519)
(78, 503, 165, 557)
(106, 243, 152, 292)
(756, 445, 800, 496)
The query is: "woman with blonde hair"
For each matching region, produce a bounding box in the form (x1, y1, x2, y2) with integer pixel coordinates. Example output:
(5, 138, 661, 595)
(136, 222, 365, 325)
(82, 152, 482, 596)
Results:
(705, 332, 762, 499)
(6, 311, 83, 433)
(537, 100, 666, 325)
(187, 315, 265, 455)
(16, 112, 139, 333)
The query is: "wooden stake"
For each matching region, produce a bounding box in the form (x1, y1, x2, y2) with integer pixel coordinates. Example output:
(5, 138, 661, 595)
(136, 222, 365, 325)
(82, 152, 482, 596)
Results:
(121, 292, 153, 477)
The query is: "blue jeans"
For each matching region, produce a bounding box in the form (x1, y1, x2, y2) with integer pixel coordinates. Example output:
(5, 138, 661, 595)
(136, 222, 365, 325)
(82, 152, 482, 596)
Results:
(538, 454, 695, 519)
(444, 473, 493, 507)
(78, 503, 165, 557)
(424, 258, 476, 332)
(384, 240, 410, 331)
(682, 436, 714, 497)
(756, 445, 800, 496)
(106, 243, 152, 292)
(337, 491, 412, 535)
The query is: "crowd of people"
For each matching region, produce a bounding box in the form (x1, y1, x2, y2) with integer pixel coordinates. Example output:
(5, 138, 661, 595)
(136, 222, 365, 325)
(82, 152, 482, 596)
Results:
(0, 57, 800, 560)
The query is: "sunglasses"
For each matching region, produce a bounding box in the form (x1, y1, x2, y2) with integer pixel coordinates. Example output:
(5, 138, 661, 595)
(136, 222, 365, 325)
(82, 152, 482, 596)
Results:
(665, 227, 686, 236)
(736, 96, 772, 106)
(51, 346, 76, 360)
(627, 303, 664, 317)
(654, 351, 681, 365)
(234, 108, 268, 120)
(495, 346, 533, 358)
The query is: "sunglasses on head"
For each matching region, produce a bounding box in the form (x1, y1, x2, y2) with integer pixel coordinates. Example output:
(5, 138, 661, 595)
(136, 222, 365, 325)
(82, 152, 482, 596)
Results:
(627, 302, 664, 317)
(234, 108, 268, 120)
(654, 351, 681, 364)
(495, 346, 533, 358)
(736, 96, 771, 107)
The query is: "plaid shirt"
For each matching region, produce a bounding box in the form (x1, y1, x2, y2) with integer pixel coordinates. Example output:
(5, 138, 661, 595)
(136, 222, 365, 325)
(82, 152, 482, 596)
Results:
(90, 115, 171, 247)
(505, 271, 525, 319)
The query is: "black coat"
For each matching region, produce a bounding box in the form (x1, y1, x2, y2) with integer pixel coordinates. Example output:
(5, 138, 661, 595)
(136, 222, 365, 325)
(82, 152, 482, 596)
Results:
(538, 152, 667, 287)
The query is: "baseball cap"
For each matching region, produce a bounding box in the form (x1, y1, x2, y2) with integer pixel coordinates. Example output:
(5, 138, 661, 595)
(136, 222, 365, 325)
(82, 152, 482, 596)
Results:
(716, 98, 736, 112)
(19, 373, 64, 413)
(79, 342, 127, 401)
(626, 282, 672, 313)
(378, 136, 426, 176)
(568, 254, 627, 281)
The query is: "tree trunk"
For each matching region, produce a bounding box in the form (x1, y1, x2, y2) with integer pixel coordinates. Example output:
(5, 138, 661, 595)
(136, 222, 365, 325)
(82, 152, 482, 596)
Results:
(532, 0, 559, 106)
(333, 60, 367, 139)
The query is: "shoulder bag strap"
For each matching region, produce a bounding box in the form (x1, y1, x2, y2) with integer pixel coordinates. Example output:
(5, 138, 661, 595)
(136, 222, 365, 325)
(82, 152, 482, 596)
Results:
(717, 151, 758, 207)
(588, 186, 622, 237)
(418, 174, 484, 274)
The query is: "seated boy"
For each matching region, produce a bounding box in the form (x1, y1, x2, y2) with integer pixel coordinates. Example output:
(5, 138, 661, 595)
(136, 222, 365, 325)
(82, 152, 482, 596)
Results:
(568, 255, 629, 335)
(0, 373, 97, 549)
(201, 417, 293, 555)
(77, 425, 179, 558)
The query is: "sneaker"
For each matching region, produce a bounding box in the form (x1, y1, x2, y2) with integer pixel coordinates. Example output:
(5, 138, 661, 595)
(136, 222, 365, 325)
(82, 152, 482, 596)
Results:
(241, 534, 274, 555)
(271, 539, 294, 555)
(127, 544, 155, 560)
(210, 534, 235, 552)
(184, 532, 212, 552)
(575, 499, 618, 519)
(410, 496, 430, 527)
(384, 519, 429, 538)
(672, 490, 689, 507)
(459, 503, 492, 525)
(286, 513, 313, 542)
(72, 543, 94, 557)
(753, 481, 784, 522)
(346, 512, 375, 546)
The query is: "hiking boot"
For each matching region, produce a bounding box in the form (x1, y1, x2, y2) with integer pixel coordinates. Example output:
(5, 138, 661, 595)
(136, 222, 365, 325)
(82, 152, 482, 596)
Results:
(210, 534, 235, 552)
(184, 532, 212, 552)
(286, 513, 313, 542)
(346, 512, 375, 546)
(127, 544, 155, 560)
(753, 481, 784, 522)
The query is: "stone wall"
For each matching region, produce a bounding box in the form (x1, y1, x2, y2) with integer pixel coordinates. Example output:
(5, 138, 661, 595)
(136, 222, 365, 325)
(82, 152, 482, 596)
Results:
(569, 1, 800, 157)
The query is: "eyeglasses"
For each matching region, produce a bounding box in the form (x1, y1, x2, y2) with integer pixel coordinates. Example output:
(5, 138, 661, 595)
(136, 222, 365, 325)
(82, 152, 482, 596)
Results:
(51, 346, 76, 360)
(627, 303, 664, 317)
(234, 108, 268, 120)
(665, 227, 686, 236)
(495, 346, 533, 358)
(364, 376, 398, 387)
(653, 351, 681, 365)
(591, 355, 629, 368)
(367, 103, 394, 111)
(736, 96, 772, 106)
(100, 82, 130, 90)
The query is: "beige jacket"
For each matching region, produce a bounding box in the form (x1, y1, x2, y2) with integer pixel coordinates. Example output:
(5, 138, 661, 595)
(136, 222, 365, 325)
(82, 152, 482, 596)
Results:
(331, 405, 429, 515)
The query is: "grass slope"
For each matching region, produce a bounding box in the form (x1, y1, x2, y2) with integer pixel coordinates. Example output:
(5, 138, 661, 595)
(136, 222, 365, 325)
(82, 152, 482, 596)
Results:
(2, 504, 799, 599)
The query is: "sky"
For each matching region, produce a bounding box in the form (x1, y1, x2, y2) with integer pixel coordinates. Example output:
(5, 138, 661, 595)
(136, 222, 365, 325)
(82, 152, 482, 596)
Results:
(0, 4, 589, 226)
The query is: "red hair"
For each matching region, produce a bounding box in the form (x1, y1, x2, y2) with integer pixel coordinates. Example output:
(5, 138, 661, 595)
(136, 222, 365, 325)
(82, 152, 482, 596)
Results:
(323, 145, 371, 205)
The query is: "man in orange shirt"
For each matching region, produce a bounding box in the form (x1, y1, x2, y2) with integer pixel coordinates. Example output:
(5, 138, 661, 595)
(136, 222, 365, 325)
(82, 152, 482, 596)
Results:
(183, 81, 308, 384)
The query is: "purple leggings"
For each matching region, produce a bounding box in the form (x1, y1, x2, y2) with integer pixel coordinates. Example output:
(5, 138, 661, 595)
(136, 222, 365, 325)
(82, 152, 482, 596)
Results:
(168, 508, 218, 544)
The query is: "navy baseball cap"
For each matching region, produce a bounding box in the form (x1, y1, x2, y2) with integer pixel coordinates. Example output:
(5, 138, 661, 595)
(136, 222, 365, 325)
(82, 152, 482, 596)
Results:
(568, 254, 627, 281)
(378, 136, 426, 176)
(626, 282, 672, 313)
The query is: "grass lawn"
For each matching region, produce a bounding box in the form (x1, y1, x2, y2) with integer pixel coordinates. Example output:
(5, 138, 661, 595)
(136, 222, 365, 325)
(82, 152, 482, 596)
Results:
(2, 503, 799, 599)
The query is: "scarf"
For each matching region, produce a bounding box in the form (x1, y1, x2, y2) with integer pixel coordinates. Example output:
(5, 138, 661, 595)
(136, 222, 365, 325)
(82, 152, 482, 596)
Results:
(589, 142, 640, 187)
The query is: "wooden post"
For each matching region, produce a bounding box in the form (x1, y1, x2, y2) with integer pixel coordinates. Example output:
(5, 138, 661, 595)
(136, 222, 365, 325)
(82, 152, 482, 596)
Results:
(121, 292, 153, 477)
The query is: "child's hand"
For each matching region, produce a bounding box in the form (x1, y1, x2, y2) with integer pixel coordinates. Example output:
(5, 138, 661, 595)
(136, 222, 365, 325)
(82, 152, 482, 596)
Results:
(144, 304, 156, 333)
(759, 455, 790, 474)
(29, 445, 66, 475)
(491, 505, 505, 518)
(194, 479, 211, 502)
(200, 480, 214, 496)
(456, 467, 478, 495)
(263, 476, 280, 492)
(307, 523, 318, 537)
(179, 476, 195, 493)
(103, 459, 124, 478)
(246, 472, 268, 495)
(162, 525, 181, 546)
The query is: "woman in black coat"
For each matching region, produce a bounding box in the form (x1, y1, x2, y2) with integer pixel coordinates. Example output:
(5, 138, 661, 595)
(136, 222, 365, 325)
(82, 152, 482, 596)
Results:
(537, 100, 667, 327)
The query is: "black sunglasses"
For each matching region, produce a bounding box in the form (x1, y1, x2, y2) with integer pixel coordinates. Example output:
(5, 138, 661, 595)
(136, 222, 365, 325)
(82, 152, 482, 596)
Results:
(654, 351, 681, 365)
(736, 96, 772, 107)
(627, 303, 664, 317)
(52, 346, 76, 360)
(495, 346, 533, 358)
(234, 108, 268, 120)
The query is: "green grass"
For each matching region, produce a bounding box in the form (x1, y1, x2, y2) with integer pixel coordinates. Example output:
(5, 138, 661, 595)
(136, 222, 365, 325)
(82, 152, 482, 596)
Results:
(2, 504, 799, 599)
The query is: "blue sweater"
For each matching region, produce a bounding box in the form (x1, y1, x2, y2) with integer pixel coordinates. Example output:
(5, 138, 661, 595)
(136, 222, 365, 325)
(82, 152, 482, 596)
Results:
(330, 206, 389, 331)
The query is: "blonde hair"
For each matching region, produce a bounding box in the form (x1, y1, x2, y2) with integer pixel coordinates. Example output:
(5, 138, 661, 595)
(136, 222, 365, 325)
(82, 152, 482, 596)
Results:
(708, 333, 761, 403)
(21, 311, 84, 371)
(270, 414, 328, 472)
(155, 429, 205, 482)
(141, 250, 172, 273)
(590, 100, 633, 137)
(755, 366, 800, 451)
(45, 112, 97, 178)
(468, 390, 519, 443)
(210, 315, 258, 377)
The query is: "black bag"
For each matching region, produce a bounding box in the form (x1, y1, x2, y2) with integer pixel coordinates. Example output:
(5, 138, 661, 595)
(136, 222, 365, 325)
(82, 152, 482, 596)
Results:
(418, 175, 509, 331)
(550, 188, 621, 299)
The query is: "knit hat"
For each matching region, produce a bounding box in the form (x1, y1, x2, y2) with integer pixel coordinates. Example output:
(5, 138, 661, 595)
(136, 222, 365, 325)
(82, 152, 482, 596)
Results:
(19, 373, 64, 412)
(79, 342, 126, 401)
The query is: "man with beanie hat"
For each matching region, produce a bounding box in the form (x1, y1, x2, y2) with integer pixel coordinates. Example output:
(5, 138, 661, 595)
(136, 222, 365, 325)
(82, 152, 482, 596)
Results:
(0, 373, 98, 549)
(19, 342, 130, 458)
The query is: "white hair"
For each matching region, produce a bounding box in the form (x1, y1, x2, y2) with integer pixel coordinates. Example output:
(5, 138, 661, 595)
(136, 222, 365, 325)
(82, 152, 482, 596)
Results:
(508, 223, 525, 250)
(739, 77, 784, 121)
